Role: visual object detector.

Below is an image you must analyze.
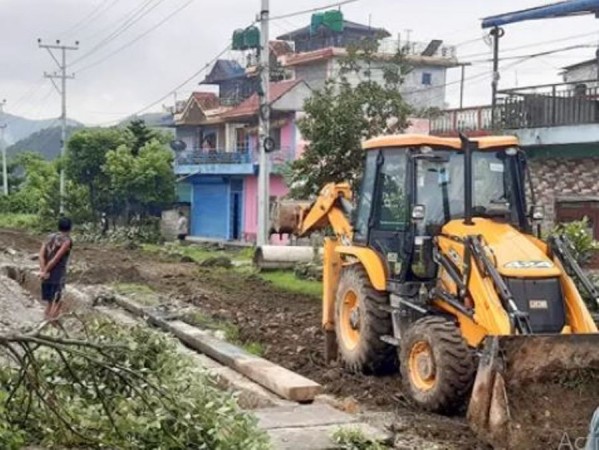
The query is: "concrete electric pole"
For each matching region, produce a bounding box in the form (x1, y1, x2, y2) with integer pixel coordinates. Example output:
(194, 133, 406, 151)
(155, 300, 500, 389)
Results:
(38, 39, 79, 213)
(257, 0, 270, 246)
(0, 99, 7, 195)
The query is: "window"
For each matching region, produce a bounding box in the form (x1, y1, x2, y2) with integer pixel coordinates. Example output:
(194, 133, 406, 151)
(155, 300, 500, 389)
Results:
(236, 127, 249, 152)
(421, 72, 432, 86)
(354, 152, 377, 241)
(269, 128, 281, 151)
(374, 150, 408, 231)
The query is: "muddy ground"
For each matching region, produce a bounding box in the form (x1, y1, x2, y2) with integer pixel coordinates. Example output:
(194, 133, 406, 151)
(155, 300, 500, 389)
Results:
(0, 229, 538, 449)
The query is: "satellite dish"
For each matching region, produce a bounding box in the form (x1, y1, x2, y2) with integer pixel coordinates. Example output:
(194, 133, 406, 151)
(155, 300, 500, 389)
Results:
(170, 140, 187, 152)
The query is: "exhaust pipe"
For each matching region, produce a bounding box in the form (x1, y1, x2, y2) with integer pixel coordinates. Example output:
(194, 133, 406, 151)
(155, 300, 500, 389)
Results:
(459, 133, 476, 226)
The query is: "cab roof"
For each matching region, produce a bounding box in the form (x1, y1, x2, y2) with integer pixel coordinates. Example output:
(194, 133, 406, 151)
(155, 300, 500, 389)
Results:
(362, 134, 519, 151)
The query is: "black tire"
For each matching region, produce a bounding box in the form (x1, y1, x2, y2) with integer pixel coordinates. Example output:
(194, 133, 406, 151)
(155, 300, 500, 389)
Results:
(399, 316, 475, 414)
(335, 265, 397, 374)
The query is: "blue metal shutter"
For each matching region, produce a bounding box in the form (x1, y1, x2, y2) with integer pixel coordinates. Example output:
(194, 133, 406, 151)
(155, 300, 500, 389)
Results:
(192, 182, 229, 239)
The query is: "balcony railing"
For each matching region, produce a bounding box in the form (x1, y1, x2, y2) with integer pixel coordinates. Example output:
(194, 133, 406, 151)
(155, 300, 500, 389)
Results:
(175, 148, 251, 165)
(430, 79, 599, 135)
(379, 39, 457, 59)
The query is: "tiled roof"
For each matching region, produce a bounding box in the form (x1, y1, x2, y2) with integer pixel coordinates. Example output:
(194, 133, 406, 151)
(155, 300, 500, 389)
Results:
(192, 92, 220, 111)
(269, 40, 293, 57)
(221, 79, 303, 119)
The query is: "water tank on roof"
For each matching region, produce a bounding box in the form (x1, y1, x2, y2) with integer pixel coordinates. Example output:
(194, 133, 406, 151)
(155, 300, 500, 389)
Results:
(232, 29, 246, 50)
(324, 10, 344, 32)
(244, 26, 261, 49)
(311, 12, 324, 34)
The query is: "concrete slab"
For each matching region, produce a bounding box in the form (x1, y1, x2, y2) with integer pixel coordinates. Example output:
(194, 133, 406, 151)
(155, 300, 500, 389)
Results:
(113, 296, 322, 402)
(267, 423, 391, 450)
(255, 403, 357, 429)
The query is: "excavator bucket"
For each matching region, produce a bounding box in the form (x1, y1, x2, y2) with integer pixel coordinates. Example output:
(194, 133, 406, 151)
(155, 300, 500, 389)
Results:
(468, 334, 599, 449)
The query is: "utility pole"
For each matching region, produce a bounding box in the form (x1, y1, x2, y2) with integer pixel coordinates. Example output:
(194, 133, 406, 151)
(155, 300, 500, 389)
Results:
(38, 39, 79, 214)
(490, 27, 504, 129)
(257, 0, 270, 247)
(0, 99, 7, 196)
(457, 62, 472, 109)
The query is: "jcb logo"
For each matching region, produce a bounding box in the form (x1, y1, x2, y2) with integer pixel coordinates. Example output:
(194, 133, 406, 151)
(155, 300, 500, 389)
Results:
(529, 300, 548, 310)
(504, 260, 554, 269)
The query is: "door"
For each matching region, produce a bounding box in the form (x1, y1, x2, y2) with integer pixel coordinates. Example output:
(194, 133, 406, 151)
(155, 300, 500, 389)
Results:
(192, 182, 229, 239)
(367, 149, 410, 280)
(231, 193, 242, 240)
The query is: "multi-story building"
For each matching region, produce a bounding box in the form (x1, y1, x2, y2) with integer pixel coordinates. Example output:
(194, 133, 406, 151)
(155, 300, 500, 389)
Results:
(430, 58, 599, 241)
(171, 13, 459, 242)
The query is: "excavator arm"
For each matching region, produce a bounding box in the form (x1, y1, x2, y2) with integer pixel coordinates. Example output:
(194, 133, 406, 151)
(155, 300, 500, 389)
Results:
(271, 182, 354, 241)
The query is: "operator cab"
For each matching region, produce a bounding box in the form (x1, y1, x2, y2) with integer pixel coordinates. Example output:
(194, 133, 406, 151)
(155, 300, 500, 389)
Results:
(353, 134, 537, 284)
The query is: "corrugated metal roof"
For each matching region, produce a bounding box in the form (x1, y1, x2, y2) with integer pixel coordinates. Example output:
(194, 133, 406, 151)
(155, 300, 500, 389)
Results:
(276, 19, 390, 40)
(202, 59, 245, 84)
(482, 0, 599, 29)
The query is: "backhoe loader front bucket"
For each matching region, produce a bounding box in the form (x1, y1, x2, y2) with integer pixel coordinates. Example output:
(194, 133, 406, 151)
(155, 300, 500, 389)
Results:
(468, 334, 599, 450)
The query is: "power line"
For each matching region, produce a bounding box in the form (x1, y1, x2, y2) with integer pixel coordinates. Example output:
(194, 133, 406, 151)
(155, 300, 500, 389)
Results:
(465, 43, 597, 64)
(60, 0, 119, 38)
(270, 0, 359, 21)
(72, 0, 167, 65)
(75, 0, 195, 73)
(459, 30, 599, 60)
(98, 45, 232, 126)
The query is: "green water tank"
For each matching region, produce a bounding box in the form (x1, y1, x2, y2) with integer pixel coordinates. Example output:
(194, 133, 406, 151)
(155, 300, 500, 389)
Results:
(244, 26, 260, 49)
(323, 10, 343, 32)
(311, 12, 324, 33)
(232, 29, 246, 50)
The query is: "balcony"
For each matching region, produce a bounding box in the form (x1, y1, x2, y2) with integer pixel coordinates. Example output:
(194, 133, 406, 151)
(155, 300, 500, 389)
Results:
(431, 80, 599, 139)
(174, 148, 254, 176)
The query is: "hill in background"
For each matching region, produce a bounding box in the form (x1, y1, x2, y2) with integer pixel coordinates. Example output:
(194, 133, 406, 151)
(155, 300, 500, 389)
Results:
(6, 125, 83, 160)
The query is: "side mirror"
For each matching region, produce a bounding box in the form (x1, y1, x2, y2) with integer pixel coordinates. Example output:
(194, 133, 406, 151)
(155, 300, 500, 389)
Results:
(412, 204, 426, 222)
(531, 205, 545, 222)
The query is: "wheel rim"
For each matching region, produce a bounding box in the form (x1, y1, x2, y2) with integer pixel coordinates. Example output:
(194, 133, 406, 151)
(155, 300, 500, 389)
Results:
(340, 290, 360, 350)
(408, 341, 436, 391)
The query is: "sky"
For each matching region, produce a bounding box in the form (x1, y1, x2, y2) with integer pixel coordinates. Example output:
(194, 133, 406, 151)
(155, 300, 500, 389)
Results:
(2, 0, 599, 126)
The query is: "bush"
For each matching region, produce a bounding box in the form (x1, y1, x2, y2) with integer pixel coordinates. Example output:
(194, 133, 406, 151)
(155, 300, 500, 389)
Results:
(74, 219, 163, 245)
(551, 217, 599, 266)
(0, 320, 269, 449)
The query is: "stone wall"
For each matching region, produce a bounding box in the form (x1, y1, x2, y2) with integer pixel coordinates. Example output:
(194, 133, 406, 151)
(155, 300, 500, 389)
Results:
(528, 156, 599, 228)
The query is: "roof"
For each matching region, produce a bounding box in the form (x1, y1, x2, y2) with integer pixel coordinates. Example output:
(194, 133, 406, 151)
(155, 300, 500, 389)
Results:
(362, 134, 519, 151)
(201, 59, 245, 84)
(192, 92, 220, 111)
(281, 46, 458, 68)
(561, 58, 597, 71)
(221, 79, 305, 120)
(276, 19, 390, 40)
(270, 40, 293, 57)
(482, 0, 599, 29)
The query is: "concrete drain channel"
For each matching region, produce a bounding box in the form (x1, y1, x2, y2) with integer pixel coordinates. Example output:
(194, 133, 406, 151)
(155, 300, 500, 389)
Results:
(2, 264, 391, 449)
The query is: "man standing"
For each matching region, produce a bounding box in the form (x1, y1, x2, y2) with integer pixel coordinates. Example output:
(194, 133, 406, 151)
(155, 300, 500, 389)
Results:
(176, 211, 188, 243)
(38, 217, 73, 322)
(100, 212, 109, 236)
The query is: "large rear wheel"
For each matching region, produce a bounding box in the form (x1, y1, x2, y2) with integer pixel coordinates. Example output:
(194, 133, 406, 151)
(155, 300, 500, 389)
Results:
(400, 316, 475, 413)
(335, 265, 397, 374)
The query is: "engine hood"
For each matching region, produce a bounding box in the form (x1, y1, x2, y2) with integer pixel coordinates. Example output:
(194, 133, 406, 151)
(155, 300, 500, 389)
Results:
(442, 218, 561, 278)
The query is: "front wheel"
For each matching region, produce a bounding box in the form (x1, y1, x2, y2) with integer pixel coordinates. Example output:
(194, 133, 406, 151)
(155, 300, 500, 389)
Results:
(335, 265, 397, 374)
(399, 316, 475, 414)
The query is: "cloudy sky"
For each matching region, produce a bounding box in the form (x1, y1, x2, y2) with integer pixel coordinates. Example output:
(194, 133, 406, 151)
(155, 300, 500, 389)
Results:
(2, 0, 599, 126)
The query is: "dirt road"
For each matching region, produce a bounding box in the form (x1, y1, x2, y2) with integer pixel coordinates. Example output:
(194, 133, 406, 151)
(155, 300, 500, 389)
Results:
(0, 229, 483, 449)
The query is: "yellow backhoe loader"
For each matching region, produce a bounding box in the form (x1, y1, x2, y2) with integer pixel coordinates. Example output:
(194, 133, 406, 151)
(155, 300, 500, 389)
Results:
(264, 134, 599, 449)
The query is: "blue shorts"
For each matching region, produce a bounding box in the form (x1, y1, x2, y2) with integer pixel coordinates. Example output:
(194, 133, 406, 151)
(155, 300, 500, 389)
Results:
(41, 282, 63, 303)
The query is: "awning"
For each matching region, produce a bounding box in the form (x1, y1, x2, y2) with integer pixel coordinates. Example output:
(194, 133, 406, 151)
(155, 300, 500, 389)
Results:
(482, 0, 599, 29)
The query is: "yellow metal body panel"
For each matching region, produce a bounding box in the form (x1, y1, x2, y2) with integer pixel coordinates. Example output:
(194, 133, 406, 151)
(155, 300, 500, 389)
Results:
(363, 134, 462, 150)
(297, 182, 353, 239)
(442, 218, 561, 278)
(335, 246, 387, 291)
(362, 134, 519, 152)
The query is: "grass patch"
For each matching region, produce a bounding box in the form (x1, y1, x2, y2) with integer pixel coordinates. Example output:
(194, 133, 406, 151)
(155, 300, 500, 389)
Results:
(142, 243, 252, 264)
(259, 270, 322, 299)
(183, 311, 263, 356)
(112, 283, 160, 306)
(332, 427, 386, 450)
(0, 213, 38, 230)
